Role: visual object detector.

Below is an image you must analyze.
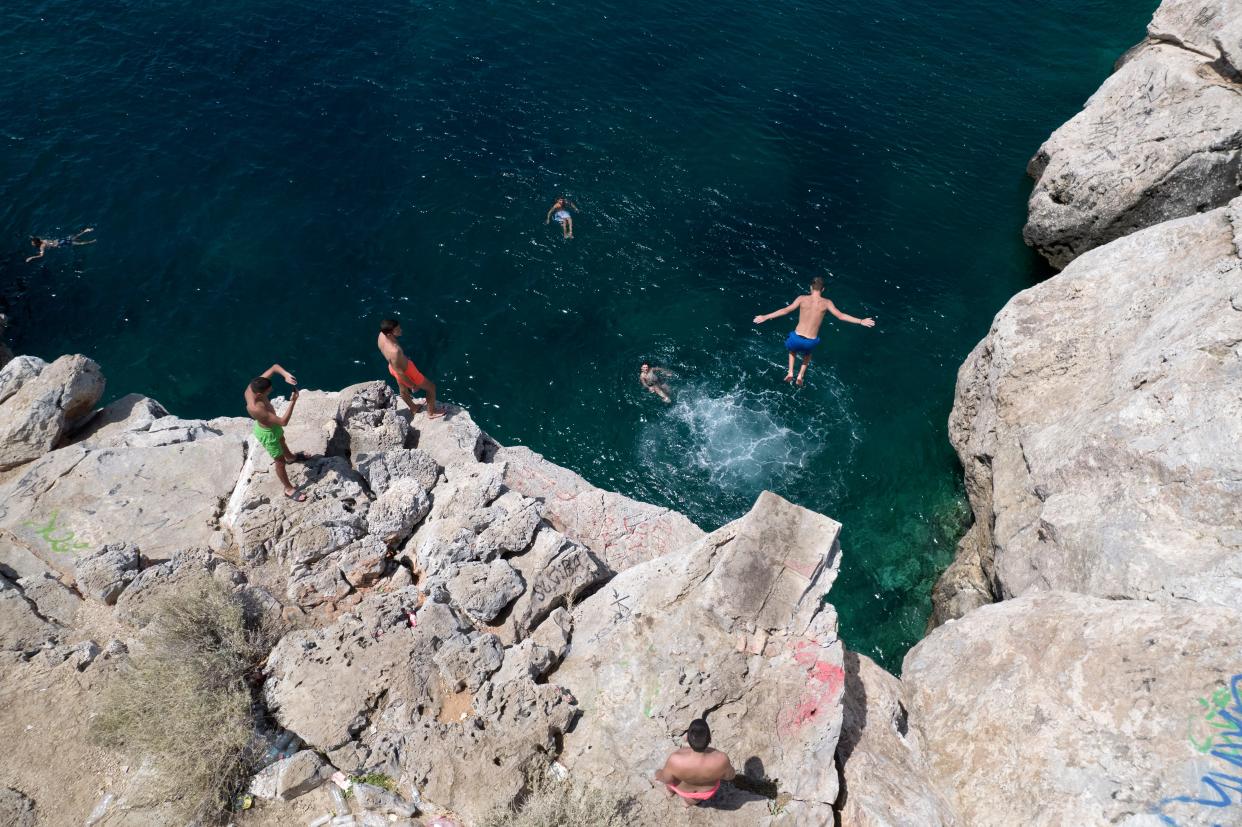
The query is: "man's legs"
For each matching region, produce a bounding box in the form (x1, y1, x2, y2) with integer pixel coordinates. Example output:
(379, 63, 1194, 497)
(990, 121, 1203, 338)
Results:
(417, 378, 442, 418)
(273, 458, 305, 501)
(564, 217, 573, 239)
(785, 352, 796, 382)
(397, 385, 419, 415)
(796, 352, 813, 386)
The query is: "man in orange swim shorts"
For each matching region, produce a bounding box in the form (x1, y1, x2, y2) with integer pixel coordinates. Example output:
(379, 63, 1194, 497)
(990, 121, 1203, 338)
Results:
(378, 318, 441, 419)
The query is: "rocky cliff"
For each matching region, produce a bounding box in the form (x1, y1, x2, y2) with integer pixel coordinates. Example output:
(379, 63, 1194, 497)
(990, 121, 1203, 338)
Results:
(1024, 0, 1242, 267)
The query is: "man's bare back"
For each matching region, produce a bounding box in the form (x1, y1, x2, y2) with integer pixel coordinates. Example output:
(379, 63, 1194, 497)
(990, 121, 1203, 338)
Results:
(377, 330, 407, 372)
(662, 747, 734, 792)
(791, 293, 832, 340)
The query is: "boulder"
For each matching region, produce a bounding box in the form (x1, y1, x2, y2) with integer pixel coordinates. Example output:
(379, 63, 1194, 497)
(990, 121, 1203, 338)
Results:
(337, 382, 410, 454)
(352, 781, 418, 817)
(943, 198, 1242, 616)
(493, 608, 572, 684)
(836, 652, 956, 827)
(432, 632, 504, 693)
(408, 404, 484, 467)
(74, 542, 140, 605)
(355, 447, 441, 496)
(552, 491, 845, 825)
(69, 394, 169, 449)
(902, 590, 1242, 827)
(0, 356, 46, 406)
(0, 436, 244, 578)
(0, 354, 104, 470)
(445, 560, 526, 624)
(495, 444, 704, 570)
(367, 477, 431, 547)
(0, 787, 35, 827)
(1024, 1, 1242, 266)
(276, 750, 330, 800)
(497, 528, 608, 643)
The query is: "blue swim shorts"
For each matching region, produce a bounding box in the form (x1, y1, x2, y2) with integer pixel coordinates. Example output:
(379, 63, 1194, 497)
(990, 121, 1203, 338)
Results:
(785, 331, 821, 355)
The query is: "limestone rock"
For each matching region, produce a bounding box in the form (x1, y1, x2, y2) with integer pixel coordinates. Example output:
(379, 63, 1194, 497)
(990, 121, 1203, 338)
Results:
(0, 356, 46, 406)
(337, 381, 410, 454)
(355, 447, 441, 496)
(493, 608, 572, 684)
(408, 404, 484, 467)
(69, 394, 169, 449)
(946, 199, 1242, 612)
(367, 477, 431, 547)
(272, 390, 344, 458)
(15, 573, 81, 626)
(263, 591, 471, 750)
(1024, 1, 1242, 267)
(553, 491, 845, 825)
(0, 787, 35, 827)
(432, 632, 504, 693)
(498, 528, 608, 643)
(0, 354, 104, 470)
(276, 750, 330, 800)
(902, 590, 1242, 827)
(926, 524, 993, 631)
(495, 444, 704, 570)
(445, 560, 525, 624)
(0, 576, 61, 652)
(0, 431, 243, 581)
(75, 542, 140, 605)
(837, 651, 955, 827)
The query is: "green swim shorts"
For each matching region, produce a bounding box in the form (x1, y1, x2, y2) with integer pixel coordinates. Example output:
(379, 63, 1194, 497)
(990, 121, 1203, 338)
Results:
(252, 422, 286, 460)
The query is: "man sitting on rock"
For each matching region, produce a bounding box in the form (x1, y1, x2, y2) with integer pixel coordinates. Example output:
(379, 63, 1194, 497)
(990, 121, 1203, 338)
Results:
(244, 364, 307, 502)
(654, 718, 736, 806)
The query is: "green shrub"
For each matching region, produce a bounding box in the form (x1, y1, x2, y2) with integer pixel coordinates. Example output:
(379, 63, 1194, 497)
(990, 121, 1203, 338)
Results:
(477, 772, 632, 827)
(92, 575, 281, 821)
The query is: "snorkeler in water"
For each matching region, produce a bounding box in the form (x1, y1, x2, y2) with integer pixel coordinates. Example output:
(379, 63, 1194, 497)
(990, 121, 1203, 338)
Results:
(545, 196, 578, 239)
(26, 228, 95, 262)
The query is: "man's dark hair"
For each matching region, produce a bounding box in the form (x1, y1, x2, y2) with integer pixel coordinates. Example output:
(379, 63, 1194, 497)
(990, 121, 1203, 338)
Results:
(30, 236, 41, 246)
(687, 719, 711, 752)
(810, 276, 825, 292)
(250, 376, 272, 394)
(380, 319, 400, 334)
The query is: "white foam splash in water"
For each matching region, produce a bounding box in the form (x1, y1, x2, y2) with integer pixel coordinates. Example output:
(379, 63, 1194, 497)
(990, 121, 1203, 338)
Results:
(636, 370, 859, 522)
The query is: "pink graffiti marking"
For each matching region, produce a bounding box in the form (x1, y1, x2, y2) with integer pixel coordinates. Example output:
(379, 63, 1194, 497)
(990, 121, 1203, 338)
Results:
(777, 639, 845, 739)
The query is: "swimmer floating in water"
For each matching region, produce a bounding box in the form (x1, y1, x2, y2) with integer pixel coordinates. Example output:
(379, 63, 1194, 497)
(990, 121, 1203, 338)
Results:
(26, 227, 95, 262)
(545, 196, 578, 239)
(639, 362, 674, 403)
(753, 275, 875, 386)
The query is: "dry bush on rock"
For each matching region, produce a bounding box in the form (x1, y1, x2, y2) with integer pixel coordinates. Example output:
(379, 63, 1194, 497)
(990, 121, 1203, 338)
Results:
(92, 576, 281, 820)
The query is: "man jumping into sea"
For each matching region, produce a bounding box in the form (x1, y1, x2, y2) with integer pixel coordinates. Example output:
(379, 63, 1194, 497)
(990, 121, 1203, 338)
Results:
(378, 318, 442, 419)
(753, 276, 875, 385)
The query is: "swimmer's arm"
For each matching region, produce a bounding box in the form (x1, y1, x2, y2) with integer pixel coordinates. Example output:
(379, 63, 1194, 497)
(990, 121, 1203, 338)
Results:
(568, 200, 579, 212)
(753, 297, 801, 324)
(826, 300, 876, 328)
(721, 758, 737, 782)
(25, 248, 44, 263)
(259, 364, 298, 385)
(654, 758, 680, 785)
(546, 206, 556, 223)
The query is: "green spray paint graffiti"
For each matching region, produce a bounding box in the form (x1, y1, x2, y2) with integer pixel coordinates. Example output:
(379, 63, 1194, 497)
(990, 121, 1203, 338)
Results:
(23, 511, 89, 554)
(1189, 685, 1237, 754)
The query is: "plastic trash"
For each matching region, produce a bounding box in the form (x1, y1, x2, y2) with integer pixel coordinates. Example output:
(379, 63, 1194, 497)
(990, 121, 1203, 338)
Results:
(357, 813, 389, 827)
(328, 784, 348, 815)
(307, 816, 332, 827)
(85, 793, 114, 826)
(426, 819, 460, 827)
(330, 816, 357, 827)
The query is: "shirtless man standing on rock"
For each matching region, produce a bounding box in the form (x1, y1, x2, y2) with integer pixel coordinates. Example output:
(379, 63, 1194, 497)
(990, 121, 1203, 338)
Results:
(244, 364, 307, 501)
(378, 318, 441, 419)
(654, 718, 736, 806)
(753, 275, 875, 386)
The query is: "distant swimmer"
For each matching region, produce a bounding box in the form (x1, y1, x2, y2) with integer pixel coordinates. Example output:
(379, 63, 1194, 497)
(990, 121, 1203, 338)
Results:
(378, 318, 442, 419)
(654, 718, 736, 807)
(244, 364, 308, 501)
(545, 196, 578, 239)
(640, 362, 674, 403)
(753, 275, 875, 386)
(26, 227, 95, 262)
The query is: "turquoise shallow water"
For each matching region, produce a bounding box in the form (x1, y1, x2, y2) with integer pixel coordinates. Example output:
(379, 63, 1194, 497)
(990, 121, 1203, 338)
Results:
(1, 0, 1156, 671)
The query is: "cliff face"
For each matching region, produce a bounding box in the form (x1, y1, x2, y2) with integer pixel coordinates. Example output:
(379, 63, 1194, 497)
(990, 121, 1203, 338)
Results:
(1023, 0, 1242, 267)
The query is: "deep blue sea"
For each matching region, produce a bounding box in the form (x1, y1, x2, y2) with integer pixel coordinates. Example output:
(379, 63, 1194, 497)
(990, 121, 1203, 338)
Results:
(0, 0, 1157, 671)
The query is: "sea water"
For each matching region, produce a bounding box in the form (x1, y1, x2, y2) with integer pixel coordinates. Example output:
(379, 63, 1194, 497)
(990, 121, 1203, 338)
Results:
(0, 0, 1157, 670)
